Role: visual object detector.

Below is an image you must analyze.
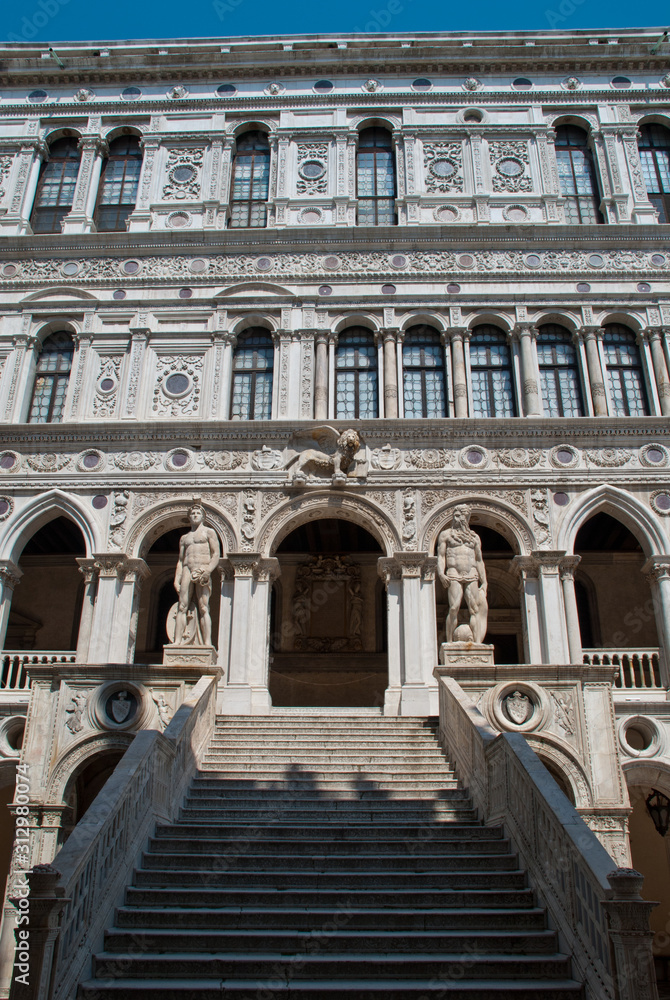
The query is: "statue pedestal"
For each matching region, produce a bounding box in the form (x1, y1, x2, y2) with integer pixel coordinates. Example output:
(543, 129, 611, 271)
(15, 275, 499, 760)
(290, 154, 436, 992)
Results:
(439, 642, 495, 666)
(163, 643, 216, 666)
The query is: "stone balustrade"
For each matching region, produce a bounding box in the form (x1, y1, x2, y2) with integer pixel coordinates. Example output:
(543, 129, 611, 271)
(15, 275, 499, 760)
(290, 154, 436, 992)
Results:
(0, 652, 75, 690)
(8, 672, 219, 1000)
(434, 669, 659, 1000)
(583, 648, 663, 691)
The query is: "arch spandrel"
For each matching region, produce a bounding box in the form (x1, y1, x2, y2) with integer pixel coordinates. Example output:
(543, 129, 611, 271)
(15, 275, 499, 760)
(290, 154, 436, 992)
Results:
(258, 491, 401, 558)
(556, 483, 669, 558)
(0, 489, 99, 564)
(421, 497, 534, 557)
(125, 499, 238, 560)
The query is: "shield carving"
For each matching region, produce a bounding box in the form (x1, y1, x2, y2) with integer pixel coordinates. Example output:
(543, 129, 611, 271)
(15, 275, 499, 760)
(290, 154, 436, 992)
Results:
(111, 691, 131, 723)
(505, 690, 532, 725)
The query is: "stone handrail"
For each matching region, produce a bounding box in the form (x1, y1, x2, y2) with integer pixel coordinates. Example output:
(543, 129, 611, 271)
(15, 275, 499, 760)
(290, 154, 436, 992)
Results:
(9, 672, 219, 1000)
(435, 669, 658, 1000)
(582, 648, 662, 690)
(1, 653, 76, 690)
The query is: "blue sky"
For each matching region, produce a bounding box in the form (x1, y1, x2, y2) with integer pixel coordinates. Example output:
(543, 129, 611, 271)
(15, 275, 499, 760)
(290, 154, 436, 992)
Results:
(3, 0, 669, 46)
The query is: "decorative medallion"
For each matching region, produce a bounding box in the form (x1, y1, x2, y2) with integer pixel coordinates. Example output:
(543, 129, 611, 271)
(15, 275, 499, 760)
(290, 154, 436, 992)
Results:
(504, 690, 533, 725)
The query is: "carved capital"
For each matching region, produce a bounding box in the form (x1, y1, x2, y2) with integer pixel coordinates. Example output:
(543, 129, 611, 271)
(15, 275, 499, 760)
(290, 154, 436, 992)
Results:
(254, 556, 281, 583)
(0, 560, 22, 591)
(226, 553, 261, 577)
(510, 554, 540, 582)
(75, 557, 98, 584)
(513, 322, 538, 341)
(379, 552, 436, 582)
(579, 325, 604, 342)
(642, 555, 670, 584)
(92, 553, 149, 581)
(559, 555, 581, 581)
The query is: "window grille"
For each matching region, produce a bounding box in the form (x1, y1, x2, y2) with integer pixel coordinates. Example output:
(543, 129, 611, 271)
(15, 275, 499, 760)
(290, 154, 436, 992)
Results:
(336, 329, 379, 418)
(555, 125, 603, 224)
(402, 326, 447, 418)
(230, 330, 274, 419)
(30, 138, 81, 234)
(537, 324, 584, 417)
(602, 324, 649, 416)
(229, 131, 270, 228)
(95, 135, 142, 232)
(470, 326, 517, 418)
(28, 332, 74, 423)
(356, 128, 396, 226)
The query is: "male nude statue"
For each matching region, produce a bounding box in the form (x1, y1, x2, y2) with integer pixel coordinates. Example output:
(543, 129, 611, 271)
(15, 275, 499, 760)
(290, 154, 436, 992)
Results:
(436, 504, 488, 644)
(173, 503, 220, 646)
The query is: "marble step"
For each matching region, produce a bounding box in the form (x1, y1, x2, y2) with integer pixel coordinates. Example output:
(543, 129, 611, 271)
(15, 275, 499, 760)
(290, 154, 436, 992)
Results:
(79, 979, 584, 999)
(201, 753, 450, 764)
(132, 869, 527, 890)
(114, 905, 548, 932)
(196, 763, 456, 775)
(207, 734, 443, 745)
(177, 807, 479, 823)
(152, 822, 493, 840)
(184, 787, 464, 801)
(92, 952, 573, 982)
(140, 852, 519, 872)
(148, 836, 511, 855)
(125, 887, 537, 909)
(103, 927, 559, 955)
(190, 776, 458, 789)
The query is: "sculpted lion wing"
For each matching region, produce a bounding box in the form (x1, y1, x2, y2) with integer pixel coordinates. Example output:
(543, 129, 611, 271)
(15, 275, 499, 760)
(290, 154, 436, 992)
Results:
(289, 425, 340, 453)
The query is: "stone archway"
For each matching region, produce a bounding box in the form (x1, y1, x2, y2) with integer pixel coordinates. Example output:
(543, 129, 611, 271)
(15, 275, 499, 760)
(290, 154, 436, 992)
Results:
(270, 519, 387, 707)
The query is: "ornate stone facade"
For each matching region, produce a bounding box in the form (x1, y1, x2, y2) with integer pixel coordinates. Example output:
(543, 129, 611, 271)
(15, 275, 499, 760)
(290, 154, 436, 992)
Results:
(0, 26, 670, 995)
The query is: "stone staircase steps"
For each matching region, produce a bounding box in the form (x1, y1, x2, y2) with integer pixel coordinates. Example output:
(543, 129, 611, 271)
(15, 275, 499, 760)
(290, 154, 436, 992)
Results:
(78, 715, 584, 999)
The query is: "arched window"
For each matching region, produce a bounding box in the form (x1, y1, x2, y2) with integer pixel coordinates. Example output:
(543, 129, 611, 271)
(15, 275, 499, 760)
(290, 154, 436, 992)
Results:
(638, 124, 670, 222)
(554, 125, 603, 224)
(469, 326, 516, 418)
(95, 135, 142, 232)
(229, 131, 270, 228)
(30, 137, 81, 234)
(336, 328, 378, 419)
(537, 324, 584, 417)
(356, 128, 396, 226)
(28, 332, 74, 423)
(602, 324, 649, 416)
(402, 326, 447, 418)
(230, 330, 274, 420)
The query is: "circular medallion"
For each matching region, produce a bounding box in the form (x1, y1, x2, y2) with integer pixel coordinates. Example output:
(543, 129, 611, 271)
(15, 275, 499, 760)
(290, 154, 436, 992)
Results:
(167, 212, 191, 229)
(178, 288, 193, 299)
(0, 498, 13, 520)
(27, 90, 48, 103)
(588, 254, 604, 268)
(122, 260, 140, 275)
(381, 283, 396, 295)
(1, 264, 18, 278)
(189, 258, 208, 273)
(553, 492, 569, 506)
(256, 257, 273, 272)
(217, 83, 237, 97)
(112, 289, 126, 300)
(576, 282, 591, 293)
(323, 255, 341, 270)
(314, 80, 334, 93)
(121, 87, 141, 101)
(430, 158, 457, 179)
(299, 160, 326, 180)
(524, 254, 542, 269)
(412, 78, 432, 92)
(651, 254, 666, 267)
(447, 282, 461, 293)
(171, 165, 196, 184)
(92, 495, 108, 509)
(457, 254, 474, 269)
(165, 374, 191, 396)
(497, 158, 524, 178)
(651, 491, 670, 514)
(0, 453, 19, 472)
(318, 285, 332, 296)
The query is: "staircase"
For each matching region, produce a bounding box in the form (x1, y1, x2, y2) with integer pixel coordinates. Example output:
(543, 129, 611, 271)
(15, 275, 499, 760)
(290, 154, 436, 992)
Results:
(79, 715, 584, 999)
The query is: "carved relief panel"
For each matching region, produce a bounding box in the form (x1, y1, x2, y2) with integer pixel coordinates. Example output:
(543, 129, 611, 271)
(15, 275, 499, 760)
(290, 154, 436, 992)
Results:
(161, 146, 205, 201)
(296, 143, 329, 195)
(489, 140, 533, 193)
(152, 354, 204, 416)
(422, 142, 464, 193)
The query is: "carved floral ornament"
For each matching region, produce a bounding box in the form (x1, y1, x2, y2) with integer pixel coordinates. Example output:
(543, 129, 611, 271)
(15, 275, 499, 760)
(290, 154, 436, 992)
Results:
(2, 248, 669, 283)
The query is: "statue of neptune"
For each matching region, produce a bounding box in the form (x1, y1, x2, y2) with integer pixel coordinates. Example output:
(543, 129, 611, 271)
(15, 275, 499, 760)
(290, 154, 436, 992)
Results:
(173, 503, 220, 647)
(436, 504, 488, 644)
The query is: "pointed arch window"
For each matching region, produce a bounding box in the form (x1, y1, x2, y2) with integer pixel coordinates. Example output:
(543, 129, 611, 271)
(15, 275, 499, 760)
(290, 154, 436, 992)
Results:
(537, 324, 584, 417)
(638, 123, 670, 223)
(230, 330, 274, 420)
(469, 325, 517, 418)
(229, 131, 270, 228)
(336, 328, 379, 419)
(602, 324, 649, 416)
(95, 134, 142, 232)
(356, 128, 396, 226)
(402, 326, 447, 418)
(555, 125, 603, 224)
(28, 332, 74, 423)
(30, 137, 81, 234)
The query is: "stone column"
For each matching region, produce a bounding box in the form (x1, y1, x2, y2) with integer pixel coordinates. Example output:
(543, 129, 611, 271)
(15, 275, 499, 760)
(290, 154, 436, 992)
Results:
(65, 331, 93, 420)
(62, 136, 108, 234)
(514, 323, 541, 416)
(449, 327, 469, 418)
(646, 327, 670, 416)
(217, 559, 234, 685)
(381, 329, 399, 418)
(559, 555, 582, 664)
(219, 330, 236, 420)
(217, 136, 235, 227)
(580, 326, 608, 416)
(222, 553, 278, 714)
(533, 552, 571, 664)
(128, 136, 160, 231)
(620, 126, 659, 224)
(511, 556, 543, 665)
(203, 137, 224, 229)
(378, 558, 402, 715)
(4, 333, 39, 423)
(74, 559, 98, 664)
(0, 139, 47, 235)
(378, 554, 438, 716)
(642, 555, 670, 684)
(0, 562, 21, 649)
(87, 555, 149, 664)
(314, 332, 329, 420)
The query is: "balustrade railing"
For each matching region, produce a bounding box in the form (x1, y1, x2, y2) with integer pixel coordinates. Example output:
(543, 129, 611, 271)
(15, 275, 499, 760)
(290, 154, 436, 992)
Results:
(435, 667, 659, 1000)
(1, 652, 76, 691)
(583, 648, 663, 690)
(9, 672, 219, 1000)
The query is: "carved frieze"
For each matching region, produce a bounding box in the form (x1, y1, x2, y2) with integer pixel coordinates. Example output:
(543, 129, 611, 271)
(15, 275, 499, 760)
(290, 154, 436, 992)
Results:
(423, 142, 463, 193)
(489, 140, 532, 193)
(161, 147, 204, 200)
(199, 451, 247, 471)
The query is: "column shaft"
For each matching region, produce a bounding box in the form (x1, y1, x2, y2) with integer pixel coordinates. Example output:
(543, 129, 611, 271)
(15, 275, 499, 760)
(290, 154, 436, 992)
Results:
(75, 559, 98, 663)
(382, 331, 398, 417)
(0, 562, 21, 649)
(314, 333, 329, 420)
(560, 556, 582, 664)
(648, 328, 670, 416)
(582, 327, 608, 416)
(516, 324, 541, 416)
(450, 329, 468, 418)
